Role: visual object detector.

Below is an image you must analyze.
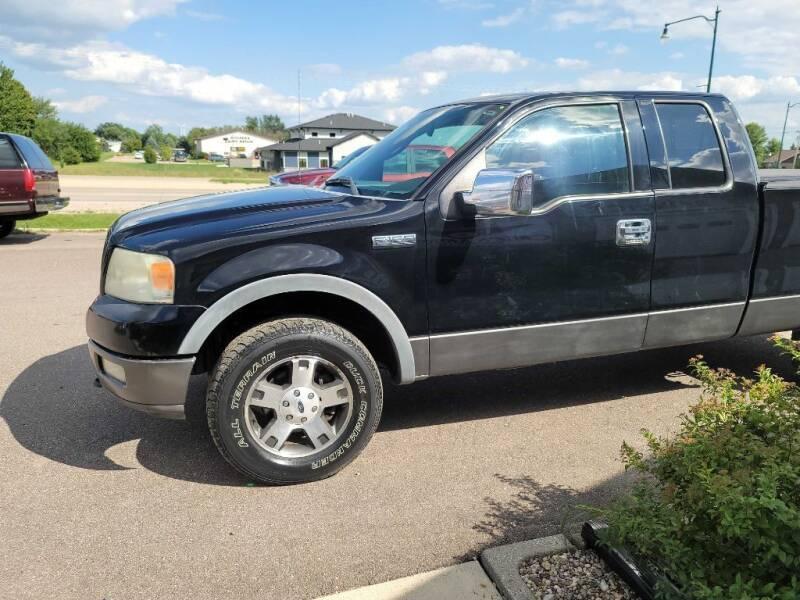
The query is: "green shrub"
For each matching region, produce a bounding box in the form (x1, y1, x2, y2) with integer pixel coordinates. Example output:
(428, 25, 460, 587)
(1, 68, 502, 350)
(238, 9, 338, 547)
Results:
(599, 337, 800, 599)
(60, 147, 81, 165)
(143, 147, 157, 164)
(159, 144, 173, 161)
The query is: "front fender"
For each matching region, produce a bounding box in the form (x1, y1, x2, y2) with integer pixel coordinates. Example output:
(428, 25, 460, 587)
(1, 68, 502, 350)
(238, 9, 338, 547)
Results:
(178, 273, 417, 384)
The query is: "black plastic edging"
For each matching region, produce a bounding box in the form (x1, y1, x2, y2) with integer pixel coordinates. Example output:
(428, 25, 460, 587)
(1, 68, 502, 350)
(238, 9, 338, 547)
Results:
(582, 521, 657, 600)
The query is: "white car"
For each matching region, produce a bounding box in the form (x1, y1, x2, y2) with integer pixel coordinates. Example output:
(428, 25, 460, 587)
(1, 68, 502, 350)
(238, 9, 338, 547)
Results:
(133, 150, 144, 160)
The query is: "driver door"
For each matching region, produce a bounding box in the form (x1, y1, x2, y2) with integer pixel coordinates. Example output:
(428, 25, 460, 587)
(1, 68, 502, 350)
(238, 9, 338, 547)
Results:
(423, 99, 656, 377)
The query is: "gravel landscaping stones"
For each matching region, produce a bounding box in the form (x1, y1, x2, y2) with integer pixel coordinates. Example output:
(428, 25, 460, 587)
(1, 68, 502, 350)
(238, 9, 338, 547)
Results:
(520, 549, 638, 599)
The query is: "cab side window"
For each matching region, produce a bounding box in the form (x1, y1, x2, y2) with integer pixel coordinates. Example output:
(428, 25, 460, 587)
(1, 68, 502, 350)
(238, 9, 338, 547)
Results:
(655, 103, 726, 189)
(485, 103, 630, 207)
(0, 138, 22, 169)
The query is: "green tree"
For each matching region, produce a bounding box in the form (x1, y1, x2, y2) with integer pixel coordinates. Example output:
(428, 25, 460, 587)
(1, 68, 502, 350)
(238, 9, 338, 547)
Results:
(244, 116, 259, 131)
(0, 63, 36, 135)
(31, 118, 67, 159)
(244, 114, 287, 139)
(142, 124, 165, 147)
(121, 133, 142, 153)
(62, 122, 101, 162)
(746, 122, 769, 166)
(159, 143, 173, 161)
(765, 138, 782, 166)
(143, 147, 157, 164)
(33, 97, 58, 121)
(94, 122, 127, 141)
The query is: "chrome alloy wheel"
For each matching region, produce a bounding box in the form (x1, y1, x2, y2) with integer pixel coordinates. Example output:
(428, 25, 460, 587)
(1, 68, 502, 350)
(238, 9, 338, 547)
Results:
(244, 355, 354, 458)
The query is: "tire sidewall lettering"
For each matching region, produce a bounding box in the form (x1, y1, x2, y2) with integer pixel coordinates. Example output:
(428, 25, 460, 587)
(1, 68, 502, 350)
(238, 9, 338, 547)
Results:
(219, 335, 377, 478)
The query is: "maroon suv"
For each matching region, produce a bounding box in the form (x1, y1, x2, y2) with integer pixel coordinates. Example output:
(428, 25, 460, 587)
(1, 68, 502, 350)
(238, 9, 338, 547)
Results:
(0, 133, 69, 238)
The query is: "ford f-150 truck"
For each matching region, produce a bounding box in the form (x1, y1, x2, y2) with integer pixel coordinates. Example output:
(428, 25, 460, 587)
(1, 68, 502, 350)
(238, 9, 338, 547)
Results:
(0, 133, 69, 237)
(86, 92, 800, 484)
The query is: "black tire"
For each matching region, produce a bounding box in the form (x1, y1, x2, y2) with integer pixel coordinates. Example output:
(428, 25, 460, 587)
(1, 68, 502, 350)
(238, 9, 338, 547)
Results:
(207, 317, 383, 484)
(0, 220, 16, 239)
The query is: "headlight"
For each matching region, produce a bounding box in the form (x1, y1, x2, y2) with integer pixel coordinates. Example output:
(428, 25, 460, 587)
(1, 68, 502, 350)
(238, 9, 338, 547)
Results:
(104, 247, 175, 304)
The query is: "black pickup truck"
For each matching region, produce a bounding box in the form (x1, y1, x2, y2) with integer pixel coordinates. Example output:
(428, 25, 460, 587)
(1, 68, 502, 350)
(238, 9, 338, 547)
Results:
(87, 92, 800, 484)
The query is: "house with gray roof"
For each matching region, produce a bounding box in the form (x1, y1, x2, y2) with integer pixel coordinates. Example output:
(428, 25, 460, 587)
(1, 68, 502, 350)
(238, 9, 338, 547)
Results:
(260, 113, 395, 172)
(288, 113, 395, 140)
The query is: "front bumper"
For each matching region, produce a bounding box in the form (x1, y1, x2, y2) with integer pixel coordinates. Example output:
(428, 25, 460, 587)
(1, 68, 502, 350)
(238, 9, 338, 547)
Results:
(88, 340, 195, 420)
(34, 195, 69, 213)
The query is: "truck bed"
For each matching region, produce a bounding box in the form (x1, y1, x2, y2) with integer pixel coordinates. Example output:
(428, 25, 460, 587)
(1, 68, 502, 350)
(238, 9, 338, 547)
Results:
(737, 169, 800, 335)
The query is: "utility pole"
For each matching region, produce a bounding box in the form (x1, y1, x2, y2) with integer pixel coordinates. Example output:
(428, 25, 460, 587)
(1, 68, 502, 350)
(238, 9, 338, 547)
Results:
(777, 102, 800, 169)
(660, 5, 721, 93)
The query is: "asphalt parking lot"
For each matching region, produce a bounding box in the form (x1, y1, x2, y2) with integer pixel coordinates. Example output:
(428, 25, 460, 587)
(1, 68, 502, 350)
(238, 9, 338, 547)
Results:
(1, 232, 796, 600)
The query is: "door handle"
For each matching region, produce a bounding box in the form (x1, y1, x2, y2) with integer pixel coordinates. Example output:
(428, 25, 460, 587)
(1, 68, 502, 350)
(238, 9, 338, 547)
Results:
(616, 219, 652, 247)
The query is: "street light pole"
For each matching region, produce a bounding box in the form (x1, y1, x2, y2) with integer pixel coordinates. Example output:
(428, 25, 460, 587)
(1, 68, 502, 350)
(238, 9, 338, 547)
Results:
(778, 102, 800, 169)
(660, 5, 721, 93)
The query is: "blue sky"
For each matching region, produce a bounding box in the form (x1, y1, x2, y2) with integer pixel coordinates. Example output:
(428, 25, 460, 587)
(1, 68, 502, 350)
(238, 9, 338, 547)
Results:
(2, 0, 799, 140)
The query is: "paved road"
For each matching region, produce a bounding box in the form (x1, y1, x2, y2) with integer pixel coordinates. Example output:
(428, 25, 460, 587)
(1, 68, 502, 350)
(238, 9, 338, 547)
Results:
(1, 233, 795, 600)
(59, 175, 267, 212)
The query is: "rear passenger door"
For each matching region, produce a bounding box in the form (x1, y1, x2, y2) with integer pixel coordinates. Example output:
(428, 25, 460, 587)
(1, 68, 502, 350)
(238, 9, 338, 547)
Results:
(0, 135, 25, 207)
(637, 97, 759, 346)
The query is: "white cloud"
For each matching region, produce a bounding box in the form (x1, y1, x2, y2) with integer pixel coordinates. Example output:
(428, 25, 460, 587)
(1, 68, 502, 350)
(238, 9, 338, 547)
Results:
(314, 70, 449, 109)
(0, 38, 305, 115)
(2, 0, 184, 41)
(482, 7, 525, 27)
(315, 78, 408, 109)
(609, 43, 628, 55)
(596, 0, 800, 76)
(670, 51, 685, 60)
(713, 75, 800, 102)
(383, 106, 419, 124)
(404, 44, 528, 74)
(575, 69, 685, 91)
(53, 95, 108, 113)
(555, 57, 590, 69)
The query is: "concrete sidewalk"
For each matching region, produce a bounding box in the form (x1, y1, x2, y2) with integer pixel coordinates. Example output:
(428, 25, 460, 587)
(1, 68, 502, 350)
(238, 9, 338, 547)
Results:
(314, 562, 502, 600)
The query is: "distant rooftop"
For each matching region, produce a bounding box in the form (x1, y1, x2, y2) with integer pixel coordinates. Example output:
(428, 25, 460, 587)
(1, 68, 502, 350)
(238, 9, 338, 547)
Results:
(260, 131, 379, 152)
(291, 113, 395, 132)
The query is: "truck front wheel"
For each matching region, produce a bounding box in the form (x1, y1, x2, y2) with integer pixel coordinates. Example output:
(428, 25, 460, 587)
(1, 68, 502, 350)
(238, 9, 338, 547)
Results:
(206, 317, 383, 484)
(0, 220, 16, 239)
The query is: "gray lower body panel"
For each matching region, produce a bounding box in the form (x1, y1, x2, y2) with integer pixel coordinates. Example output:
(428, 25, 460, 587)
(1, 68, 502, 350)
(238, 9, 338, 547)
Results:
(426, 313, 648, 377)
(738, 294, 800, 337)
(643, 302, 746, 348)
(87, 340, 195, 420)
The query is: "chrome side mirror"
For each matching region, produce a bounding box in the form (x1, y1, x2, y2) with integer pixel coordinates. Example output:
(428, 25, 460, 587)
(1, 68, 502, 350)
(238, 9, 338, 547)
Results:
(458, 168, 534, 217)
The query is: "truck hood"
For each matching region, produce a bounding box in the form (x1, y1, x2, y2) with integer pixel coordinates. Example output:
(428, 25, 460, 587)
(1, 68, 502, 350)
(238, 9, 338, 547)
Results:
(109, 185, 350, 244)
(107, 184, 393, 256)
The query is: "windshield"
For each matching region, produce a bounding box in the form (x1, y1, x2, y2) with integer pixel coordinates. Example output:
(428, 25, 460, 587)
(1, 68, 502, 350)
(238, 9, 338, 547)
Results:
(332, 145, 369, 169)
(329, 103, 507, 198)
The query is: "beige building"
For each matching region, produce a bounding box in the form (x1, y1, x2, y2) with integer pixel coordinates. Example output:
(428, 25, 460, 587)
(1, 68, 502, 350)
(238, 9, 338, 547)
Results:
(195, 130, 277, 158)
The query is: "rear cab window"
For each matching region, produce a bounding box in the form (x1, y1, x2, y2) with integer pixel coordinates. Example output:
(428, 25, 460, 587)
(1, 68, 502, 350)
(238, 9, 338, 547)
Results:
(11, 135, 55, 171)
(0, 137, 23, 169)
(654, 103, 726, 189)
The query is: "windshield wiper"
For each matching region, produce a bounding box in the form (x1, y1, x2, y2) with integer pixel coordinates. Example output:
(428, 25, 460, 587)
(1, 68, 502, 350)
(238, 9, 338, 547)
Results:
(326, 176, 360, 196)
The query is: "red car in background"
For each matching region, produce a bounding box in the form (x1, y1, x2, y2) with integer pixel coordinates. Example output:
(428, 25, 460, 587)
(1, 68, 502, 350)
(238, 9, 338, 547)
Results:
(382, 144, 456, 182)
(269, 145, 371, 187)
(0, 133, 69, 239)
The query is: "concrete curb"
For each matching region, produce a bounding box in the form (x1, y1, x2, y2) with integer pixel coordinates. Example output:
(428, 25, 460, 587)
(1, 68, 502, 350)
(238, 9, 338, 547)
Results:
(480, 534, 575, 600)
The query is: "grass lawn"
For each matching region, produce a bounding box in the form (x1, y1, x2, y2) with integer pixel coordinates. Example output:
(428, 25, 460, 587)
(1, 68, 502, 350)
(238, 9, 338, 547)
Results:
(16, 213, 122, 231)
(60, 160, 269, 181)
